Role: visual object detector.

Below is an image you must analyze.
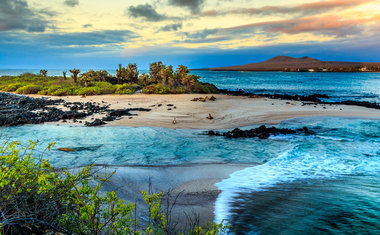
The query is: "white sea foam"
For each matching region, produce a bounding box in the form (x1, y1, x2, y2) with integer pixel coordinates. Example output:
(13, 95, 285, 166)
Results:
(214, 144, 380, 224)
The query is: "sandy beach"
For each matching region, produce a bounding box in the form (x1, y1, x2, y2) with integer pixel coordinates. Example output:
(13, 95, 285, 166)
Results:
(29, 94, 380, 129)
(97, 164, 252, 231)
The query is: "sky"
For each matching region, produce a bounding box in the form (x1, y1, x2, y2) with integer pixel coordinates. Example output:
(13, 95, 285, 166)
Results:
(0, 0, 379, 69)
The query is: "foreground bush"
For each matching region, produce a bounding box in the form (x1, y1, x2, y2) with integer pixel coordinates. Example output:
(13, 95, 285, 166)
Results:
(0, 141, 229, 234)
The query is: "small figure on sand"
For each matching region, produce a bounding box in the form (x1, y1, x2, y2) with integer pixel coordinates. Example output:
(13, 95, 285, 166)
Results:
(207, 114, 213, 120)
(173, 117, 177, 124)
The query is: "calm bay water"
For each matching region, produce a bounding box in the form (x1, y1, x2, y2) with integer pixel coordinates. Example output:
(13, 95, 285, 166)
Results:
(1, 69, 379, 234)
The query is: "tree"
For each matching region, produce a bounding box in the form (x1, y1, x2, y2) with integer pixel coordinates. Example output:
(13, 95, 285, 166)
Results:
(139, 72, 149, 86)
(149, 61, 165, 83)
(126, 63, 139, 83)
(181, 74, 199, 91)
(63, 71, 67, 80)
(80, 73, 91, 87)
(117, 64, 139, 83)
(69, 69, 80, 83)
(176, 65, 189, 80)
(160, 65, 174, 85)
(116, 64, 122, 84)
(40, 69, 48, 77)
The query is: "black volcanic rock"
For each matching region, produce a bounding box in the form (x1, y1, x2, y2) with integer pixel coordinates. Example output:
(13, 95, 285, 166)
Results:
(206, 125, 312, 139)
(0, 92, 152, 127)
(85, 119, 106, 126)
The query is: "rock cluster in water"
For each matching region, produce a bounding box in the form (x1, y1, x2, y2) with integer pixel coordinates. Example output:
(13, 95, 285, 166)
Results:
(218, 89, 380, 109)
(206, 125, 312, 139)
(0, 92, 151, 127)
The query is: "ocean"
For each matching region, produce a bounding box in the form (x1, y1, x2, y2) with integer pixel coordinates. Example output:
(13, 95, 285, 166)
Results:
(1, 69, 380, 103)
(1, 70, 380, 234)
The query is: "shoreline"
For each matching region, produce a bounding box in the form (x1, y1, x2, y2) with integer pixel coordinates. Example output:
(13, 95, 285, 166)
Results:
(30, 93, 380, 129)
(98, 163, 252, 231)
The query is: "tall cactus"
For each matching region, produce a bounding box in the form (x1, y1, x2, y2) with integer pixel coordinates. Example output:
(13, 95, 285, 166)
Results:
(69, 69, 80, 83)
(40, 69, 48, 77)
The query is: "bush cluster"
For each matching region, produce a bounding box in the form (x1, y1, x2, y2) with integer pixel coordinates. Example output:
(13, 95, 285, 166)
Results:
(0, 63, 219, 96)
(0, 141, 229, 234)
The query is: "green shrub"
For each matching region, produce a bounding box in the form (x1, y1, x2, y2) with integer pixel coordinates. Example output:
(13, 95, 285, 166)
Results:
(37, 89, 49, 95)
(115, 88, 134, 94)
(15, 85, 41, 94)
(4, 83, 22, 92)
(0, 141, 231, 234)
(115, 84, 137, 94)
(51, 88, 70, 96)
(142, 84, 172, 94)
(74, 87, 101, 95)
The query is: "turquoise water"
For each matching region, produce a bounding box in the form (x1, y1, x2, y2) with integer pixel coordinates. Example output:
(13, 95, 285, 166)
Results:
(1, 69, 380, 103)
(1, 117, 379, 234)
(194, 71, 380, 103)
(1, 69, 380, 234)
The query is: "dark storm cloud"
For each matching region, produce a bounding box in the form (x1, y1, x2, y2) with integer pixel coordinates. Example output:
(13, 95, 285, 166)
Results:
(82, 24, 93, 28)
(64, 0, 79, 7)
(201, 0, 375, 17)
(127, 4, 168, 21)
(0, 0, 49, 32)
(168, 0, 205, 13)
(160, 23, 183, 31)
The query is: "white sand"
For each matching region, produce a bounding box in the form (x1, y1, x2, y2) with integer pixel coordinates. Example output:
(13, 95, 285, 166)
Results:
(30, 94, 380, 129)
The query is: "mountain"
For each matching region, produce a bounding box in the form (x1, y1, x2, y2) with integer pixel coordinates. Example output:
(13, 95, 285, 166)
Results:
(200, 56, 380, 71)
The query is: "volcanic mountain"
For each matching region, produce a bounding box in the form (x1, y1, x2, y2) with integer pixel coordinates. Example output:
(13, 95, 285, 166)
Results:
(200, 56, 380, 71)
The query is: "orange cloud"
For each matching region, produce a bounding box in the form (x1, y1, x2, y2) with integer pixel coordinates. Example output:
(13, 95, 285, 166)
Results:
(225, 14, 380, 37)
(201, 0, 376, 17)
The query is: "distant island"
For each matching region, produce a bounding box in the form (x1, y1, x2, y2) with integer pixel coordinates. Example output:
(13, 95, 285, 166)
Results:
(198, 56, 380, 72)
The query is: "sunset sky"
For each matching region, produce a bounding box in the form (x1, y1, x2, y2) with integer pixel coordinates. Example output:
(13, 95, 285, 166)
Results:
(0, 0, 379, 69)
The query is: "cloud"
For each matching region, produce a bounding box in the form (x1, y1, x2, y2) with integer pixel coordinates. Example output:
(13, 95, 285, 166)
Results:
(183, 28, 219, 39)
(0, 0, 50, 32)
(160, 23, 183, 31)
(226, 15, 379, 37)
(168, 0, 205, 13)
(0, 30, 138, 47)
(64, 0, 79, 7)
(127, 4, 168, 21)
(82, 24, 93, 28)
(201, 0, 375, 17)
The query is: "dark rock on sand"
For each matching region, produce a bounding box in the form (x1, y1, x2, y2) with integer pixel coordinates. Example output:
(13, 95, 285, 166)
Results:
(0, 92, 152, 127)
(206, 125, 312, 139)
(85, 119, 106, 126)
(218, 89, 380, 109)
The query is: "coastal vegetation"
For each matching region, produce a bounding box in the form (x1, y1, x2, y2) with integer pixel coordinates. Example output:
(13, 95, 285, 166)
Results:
(0, 141, 229, 234)
(0, 62, 218, 96)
